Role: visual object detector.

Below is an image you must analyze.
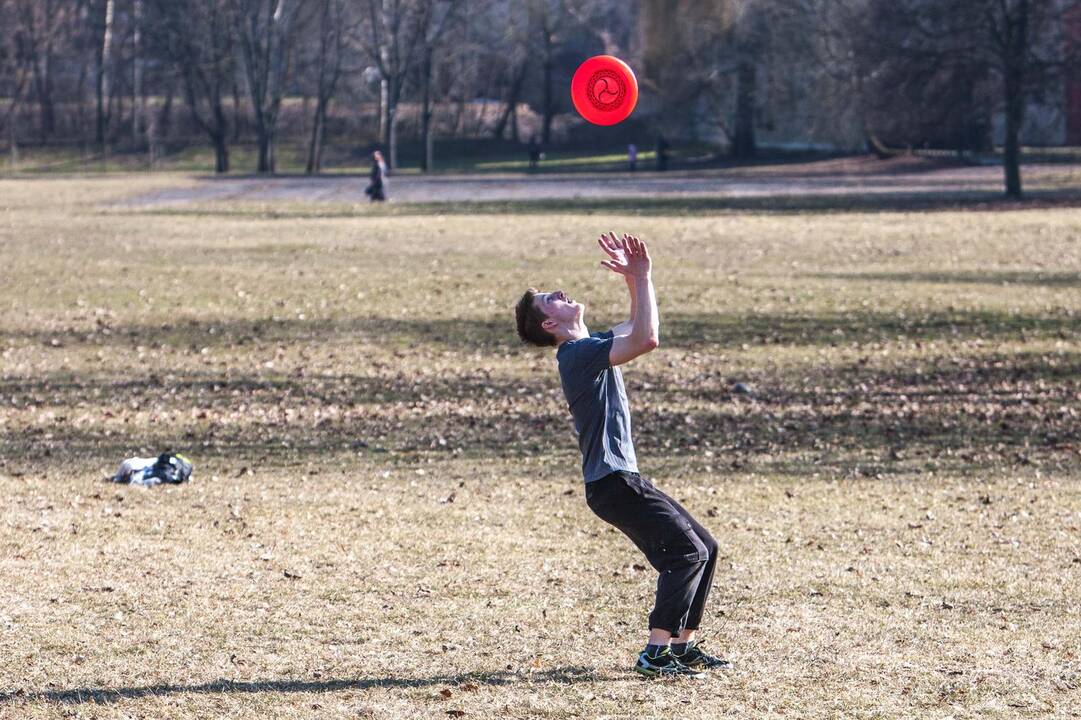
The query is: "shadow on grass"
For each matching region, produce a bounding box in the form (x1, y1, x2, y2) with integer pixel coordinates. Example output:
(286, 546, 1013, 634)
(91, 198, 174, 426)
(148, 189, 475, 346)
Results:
(2, 308, 1078, 476)
(803, 270, 1081, 289)
(0, 666, 615, 706)
(115, 188, 1081, 218)
(2, 347, 1078, 478)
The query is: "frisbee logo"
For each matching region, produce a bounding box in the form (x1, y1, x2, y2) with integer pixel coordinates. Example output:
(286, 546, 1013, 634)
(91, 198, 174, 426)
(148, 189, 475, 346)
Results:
(587, 70, 625, 112)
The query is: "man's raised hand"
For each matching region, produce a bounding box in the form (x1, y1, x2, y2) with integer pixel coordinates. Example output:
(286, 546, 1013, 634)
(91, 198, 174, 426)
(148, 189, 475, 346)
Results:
(599, 232, 651, 278)
(597, 230, 626, 262)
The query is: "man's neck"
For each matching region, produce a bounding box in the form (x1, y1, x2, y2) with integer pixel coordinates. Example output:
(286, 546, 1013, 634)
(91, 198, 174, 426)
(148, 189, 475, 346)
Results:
(557, 323, 589, 347)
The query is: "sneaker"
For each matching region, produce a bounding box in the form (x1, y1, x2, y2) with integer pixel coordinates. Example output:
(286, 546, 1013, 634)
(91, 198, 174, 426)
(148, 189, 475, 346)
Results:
(672, 641, 731, 670)
(634, 647, 705, 679)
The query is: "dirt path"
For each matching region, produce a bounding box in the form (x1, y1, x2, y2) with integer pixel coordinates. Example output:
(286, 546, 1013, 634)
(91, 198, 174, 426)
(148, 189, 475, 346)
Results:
(117, 156, 1079, 206)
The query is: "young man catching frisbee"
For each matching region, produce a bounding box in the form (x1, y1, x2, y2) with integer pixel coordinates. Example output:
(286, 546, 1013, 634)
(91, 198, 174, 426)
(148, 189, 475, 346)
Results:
(514, 232, 729, 678)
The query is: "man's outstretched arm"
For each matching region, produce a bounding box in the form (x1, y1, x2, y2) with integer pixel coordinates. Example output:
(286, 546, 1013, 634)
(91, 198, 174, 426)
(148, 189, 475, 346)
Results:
(599, 234, 658, 366)
(611, 276, 638, 337)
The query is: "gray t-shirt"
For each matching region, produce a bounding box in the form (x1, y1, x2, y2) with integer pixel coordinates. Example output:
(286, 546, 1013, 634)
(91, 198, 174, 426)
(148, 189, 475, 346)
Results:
(556, 330, 639, 482)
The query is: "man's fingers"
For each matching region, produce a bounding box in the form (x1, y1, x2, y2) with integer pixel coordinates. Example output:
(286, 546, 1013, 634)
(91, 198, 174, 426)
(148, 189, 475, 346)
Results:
(599, 233, 621, 259)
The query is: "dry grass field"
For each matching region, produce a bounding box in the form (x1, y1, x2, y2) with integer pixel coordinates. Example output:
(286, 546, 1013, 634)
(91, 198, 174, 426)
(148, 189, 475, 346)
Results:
(1, 173, 1080, 719)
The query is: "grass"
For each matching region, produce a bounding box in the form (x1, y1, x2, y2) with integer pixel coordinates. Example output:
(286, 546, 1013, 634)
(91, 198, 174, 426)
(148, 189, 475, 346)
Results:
(0, 141, 718, 177)
(1, 174, 1080, 718)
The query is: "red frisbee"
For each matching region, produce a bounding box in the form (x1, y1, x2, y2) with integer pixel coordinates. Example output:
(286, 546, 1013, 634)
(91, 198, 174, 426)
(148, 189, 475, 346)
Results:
(571, 55, 638, 126)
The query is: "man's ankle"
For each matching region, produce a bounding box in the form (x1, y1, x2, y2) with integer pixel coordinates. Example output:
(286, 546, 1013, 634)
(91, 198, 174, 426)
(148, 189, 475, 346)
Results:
(644, 643, 669, 658)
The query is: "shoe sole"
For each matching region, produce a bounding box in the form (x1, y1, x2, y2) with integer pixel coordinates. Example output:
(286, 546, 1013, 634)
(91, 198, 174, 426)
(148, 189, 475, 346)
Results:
(682, 662, 732, 671)
(634, 665, 706, 679)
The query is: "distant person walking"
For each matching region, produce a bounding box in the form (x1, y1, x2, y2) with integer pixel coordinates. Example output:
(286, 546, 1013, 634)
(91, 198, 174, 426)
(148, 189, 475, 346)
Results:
(365, 151, 387, 202)
(528, 137, 542, 171)
(628, 143, 638, 172)
(655, 135, 670, 172)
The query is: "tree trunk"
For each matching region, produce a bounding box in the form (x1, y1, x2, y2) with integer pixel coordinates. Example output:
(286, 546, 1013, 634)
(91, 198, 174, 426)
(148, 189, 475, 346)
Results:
(379, 77, 389, 142)
(159, 79, 175, 140)
(132, 0, 144, 146)
(6, 76, 25, 166)
(387, 105, 398, 170)
(35, 50, 56, 141)
(382, 77, 399, 170)
(493, 65, 524, 140)
(306, 99, 327, 174)
(9, 119, 18, 168)
(421, 50, 433, 172)
(75, 58, 89, 148)
(542, 59, 554, 145)
(96, 0, 115, 147)
(731, 59, 757, 160)
(1002, 71, 1024, 198)
(1001, 1, 1028, 198)
(256, 127, 274, 173)
(213, 132, 229, 173)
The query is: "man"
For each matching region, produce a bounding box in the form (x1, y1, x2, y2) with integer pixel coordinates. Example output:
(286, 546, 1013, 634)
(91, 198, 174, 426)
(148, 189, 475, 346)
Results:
(514, 233, 728, 678)
(528, 137, 542, 171)
(655, 134, 670, 171)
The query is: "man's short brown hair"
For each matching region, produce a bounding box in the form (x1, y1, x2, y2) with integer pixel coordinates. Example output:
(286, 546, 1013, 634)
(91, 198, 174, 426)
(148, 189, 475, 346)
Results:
(515, 288, 556, 347)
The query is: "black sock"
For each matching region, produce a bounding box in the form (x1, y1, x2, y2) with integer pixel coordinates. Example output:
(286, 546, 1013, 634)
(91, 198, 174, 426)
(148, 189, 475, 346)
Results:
(644, 643, 668, 658)
(671, 642, 689, 655)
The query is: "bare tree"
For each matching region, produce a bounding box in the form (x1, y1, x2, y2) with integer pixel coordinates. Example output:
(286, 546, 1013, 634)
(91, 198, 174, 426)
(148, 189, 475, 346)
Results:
(362, 0, 431, 170)
(528, 0, 566, 146)
(148, 0, 236, 172)
(489, 3, 532, 141)
(234, 0, 305, 174)
(2, 0, 34, 160)
(871, 0, 1068, 197)
(305, 0, 348, 174)
(417, 0, 457, 171)
(14, 0, 65, 141)
(795, 0, 883, 150)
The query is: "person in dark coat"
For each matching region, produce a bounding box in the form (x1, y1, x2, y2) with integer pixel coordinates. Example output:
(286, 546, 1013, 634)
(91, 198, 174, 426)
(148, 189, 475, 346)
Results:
(365, 151, 387, 202)
(528, 137, 541, 171)
(655, 135, 670, 172)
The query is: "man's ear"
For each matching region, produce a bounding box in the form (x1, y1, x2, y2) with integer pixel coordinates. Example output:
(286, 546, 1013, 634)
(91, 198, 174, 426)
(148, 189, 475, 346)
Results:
(541, 318, 557, 331)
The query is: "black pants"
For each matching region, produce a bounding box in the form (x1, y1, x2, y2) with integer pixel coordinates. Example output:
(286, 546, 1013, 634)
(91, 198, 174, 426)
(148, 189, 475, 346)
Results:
(586, 471, 718, 635)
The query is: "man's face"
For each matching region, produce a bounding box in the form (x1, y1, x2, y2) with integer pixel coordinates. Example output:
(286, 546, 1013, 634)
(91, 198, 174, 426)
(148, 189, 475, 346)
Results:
(534, 289, 582, 329)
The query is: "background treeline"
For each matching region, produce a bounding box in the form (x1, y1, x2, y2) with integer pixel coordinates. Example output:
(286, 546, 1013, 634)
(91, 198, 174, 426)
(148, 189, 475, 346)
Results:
(1, 0, 1077, 195)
